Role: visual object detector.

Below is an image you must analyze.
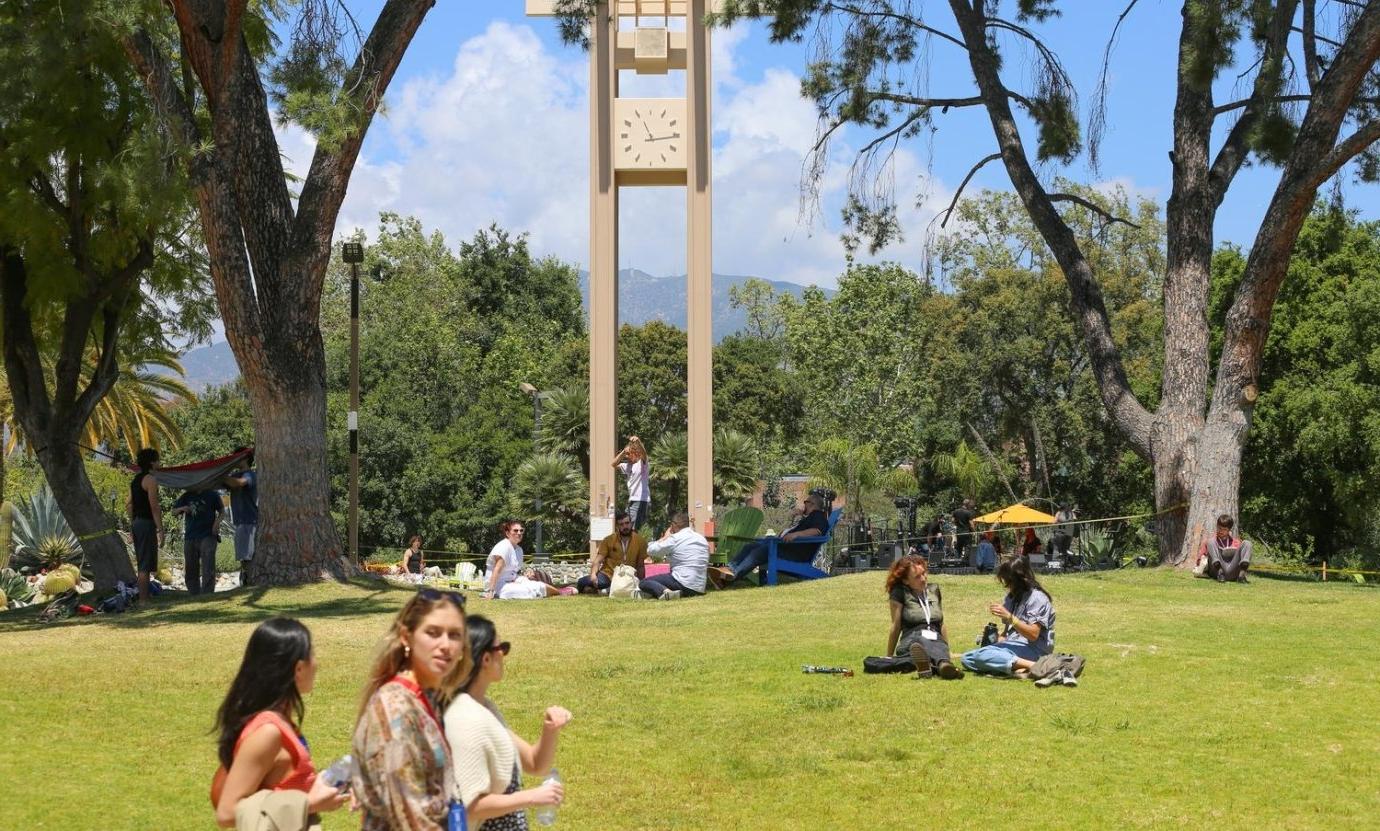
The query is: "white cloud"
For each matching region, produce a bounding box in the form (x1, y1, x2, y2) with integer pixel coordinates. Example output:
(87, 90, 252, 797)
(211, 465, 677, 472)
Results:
(305, 20, 948, 290)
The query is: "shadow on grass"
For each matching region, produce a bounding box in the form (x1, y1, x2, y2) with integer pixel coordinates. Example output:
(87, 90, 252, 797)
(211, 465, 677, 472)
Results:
(0, 577, 414, 633)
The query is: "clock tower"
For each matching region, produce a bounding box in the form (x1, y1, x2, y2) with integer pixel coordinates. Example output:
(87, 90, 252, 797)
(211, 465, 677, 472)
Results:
(527, 1, 719, 544)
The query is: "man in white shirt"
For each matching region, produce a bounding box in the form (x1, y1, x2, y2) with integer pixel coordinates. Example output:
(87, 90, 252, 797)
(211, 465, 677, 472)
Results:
(641, 511, 708, 600)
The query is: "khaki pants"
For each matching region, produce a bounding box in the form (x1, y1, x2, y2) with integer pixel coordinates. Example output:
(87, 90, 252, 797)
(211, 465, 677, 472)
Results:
(235, 790, 321, 831)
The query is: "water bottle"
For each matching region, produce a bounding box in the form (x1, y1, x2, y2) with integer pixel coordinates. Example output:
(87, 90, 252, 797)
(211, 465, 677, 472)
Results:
(534, 767, 561, 826)
(322, 754, 356, 790)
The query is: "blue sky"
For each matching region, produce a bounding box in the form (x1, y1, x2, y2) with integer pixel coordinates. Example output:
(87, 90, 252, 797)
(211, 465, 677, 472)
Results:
(285, 2, 1378, 288)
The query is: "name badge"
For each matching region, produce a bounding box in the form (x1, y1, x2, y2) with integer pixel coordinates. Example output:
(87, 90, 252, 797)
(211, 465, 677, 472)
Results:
(921, 630, 938, 641)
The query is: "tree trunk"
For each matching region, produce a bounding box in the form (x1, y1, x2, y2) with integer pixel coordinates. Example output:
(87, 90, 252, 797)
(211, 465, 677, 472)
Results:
(241, 372, 358, 585)
(1148, 401, 1251, 567)
(34, 434, 135, 591)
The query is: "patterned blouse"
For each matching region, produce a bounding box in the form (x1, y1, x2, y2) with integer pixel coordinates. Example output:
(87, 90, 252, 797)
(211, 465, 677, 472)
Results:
(353, 678, 454, 831)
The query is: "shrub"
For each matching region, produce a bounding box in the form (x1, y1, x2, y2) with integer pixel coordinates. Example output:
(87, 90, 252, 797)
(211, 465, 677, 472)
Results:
(9, 487, 83, 574)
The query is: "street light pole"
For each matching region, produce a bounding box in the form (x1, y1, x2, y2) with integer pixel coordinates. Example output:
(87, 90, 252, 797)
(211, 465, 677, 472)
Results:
(342, 241, 365, 564)
(519, 382, 545, 557)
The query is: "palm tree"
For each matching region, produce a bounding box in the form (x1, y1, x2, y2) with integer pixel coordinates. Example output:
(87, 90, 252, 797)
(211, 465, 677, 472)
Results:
(537, 385, 589, 474)
(929, 440, 992, 501)
(84, 345, 195, 458)
(509, 452, 588, 524)
(809, 438, 881, 522)
(650, 431, 688, 516)
(713, 428, 759, 503)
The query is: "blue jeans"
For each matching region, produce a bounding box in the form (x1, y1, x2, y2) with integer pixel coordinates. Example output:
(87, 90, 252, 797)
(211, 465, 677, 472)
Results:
(629, 501, 650, 531)
(729, 541, 770, 581)
(961, 641, 1046, 676)
(639, 573, 700, 598)
(575, 572, 611, 593)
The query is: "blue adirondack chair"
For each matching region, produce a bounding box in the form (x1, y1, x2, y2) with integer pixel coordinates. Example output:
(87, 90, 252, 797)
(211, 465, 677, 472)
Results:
(763, 507, 843, 586)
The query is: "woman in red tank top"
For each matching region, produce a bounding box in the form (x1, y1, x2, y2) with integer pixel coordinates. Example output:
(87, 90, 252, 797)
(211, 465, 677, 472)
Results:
(212, 617, 348, 827)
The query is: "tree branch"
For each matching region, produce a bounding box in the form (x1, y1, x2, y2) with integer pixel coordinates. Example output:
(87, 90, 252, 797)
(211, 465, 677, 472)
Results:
(291, 0, 436, 319)
(947, 0, 1153, 455)
(1302, 0, 1322, 89)
(938, 152, 1001, 228)
(1048, 193, 1142, 229)
(1308, 119, 1380, 188)
(825, 2, 968, 51)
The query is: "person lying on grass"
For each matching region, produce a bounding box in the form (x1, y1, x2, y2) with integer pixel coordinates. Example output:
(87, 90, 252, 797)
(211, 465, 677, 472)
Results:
(211, 618, 349, 829)
(446, 614, 569, 829)
(961, 557, 1056, 678)
(884, 555, 963, 680)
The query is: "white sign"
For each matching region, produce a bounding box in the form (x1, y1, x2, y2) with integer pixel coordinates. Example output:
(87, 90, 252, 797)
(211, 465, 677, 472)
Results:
(590, 516, 614, 541)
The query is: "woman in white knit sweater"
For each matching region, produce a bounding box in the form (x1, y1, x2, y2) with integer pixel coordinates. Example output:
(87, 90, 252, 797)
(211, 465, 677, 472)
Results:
(444, 615, 571, 830)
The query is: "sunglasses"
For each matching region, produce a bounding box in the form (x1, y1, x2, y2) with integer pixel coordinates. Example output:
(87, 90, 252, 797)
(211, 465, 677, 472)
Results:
(490, 641, 511, 655)
(510, 528, 526, 534)
(417, 587, 466, 609)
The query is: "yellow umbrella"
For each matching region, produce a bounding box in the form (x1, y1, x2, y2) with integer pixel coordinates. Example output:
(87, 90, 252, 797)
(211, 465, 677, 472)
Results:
(974, 503, 1056, 525)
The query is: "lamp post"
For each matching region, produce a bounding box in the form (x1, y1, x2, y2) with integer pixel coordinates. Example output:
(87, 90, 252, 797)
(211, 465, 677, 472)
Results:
(519, 382, 549, 557)
(342, 241, 365, 564)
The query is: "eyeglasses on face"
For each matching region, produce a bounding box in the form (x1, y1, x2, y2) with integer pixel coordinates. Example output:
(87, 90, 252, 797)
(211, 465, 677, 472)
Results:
(510, 527, 525, 534)
(417, 587, 466, 609)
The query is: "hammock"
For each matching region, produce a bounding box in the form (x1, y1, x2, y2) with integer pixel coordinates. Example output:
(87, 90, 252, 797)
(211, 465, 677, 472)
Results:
(132, 448, 253, 492)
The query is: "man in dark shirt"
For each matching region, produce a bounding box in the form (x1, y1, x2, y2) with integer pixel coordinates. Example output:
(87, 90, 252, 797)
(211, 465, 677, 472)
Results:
(716, 493, 831, 586)
(172, 488, 223, 595)
(952, 499, 975, 565)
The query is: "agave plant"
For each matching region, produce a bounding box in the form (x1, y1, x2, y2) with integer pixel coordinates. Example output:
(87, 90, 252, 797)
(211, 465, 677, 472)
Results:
(9, 487, 83, 574)
(0, 567, 35, 607)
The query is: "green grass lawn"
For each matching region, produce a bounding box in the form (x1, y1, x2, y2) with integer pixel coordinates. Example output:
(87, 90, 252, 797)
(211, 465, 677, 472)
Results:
(1, 569, 1376, 830)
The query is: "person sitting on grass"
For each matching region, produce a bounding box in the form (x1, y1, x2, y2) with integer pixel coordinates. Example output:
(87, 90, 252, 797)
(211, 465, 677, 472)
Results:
(401, 536, 424, 575)
(211, 617, 348, 829)
(576, 511, 647, 594)
(495, 568, 568, 600)
(445, 615, 569, 830)
(642, 511, 709, 599)
(961, 557, 1058, 679)
(715, 493, 830, 587)
(975, 530, 998, 573)
(1195, 514, 1253, 583)
(884, 555, 962, 680)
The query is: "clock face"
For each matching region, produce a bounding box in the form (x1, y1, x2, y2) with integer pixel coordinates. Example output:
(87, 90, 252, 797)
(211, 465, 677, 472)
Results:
(614, 99, 687, 172)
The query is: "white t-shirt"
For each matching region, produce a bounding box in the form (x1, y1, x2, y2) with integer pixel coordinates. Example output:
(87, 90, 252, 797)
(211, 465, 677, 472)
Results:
(618, 458, 650, 503)
(486, 539, 523, 595)
(646, 527, 709, 594)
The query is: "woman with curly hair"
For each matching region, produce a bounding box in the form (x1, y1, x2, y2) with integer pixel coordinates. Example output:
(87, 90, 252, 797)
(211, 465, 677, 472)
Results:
(884, 555, 962, 679)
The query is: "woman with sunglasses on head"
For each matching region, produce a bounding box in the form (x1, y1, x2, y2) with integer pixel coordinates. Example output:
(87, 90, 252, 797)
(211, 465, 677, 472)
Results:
(484, 521, 528, 600)
(353, 589, 471, 831)
(446, 615, 570, 830)
(211, 617, 348, 828)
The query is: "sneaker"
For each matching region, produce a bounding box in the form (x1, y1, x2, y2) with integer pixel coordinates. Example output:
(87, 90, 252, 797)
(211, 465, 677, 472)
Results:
(909, 644, 933, 678)
(1237, 573, 1250, 584)
(630, 590, 645, 600)
(936, 660, 964, 680)
(660, 589, 681, 600)
(1034, 672, 1060, 688)
(1059, 668, 1078, 687)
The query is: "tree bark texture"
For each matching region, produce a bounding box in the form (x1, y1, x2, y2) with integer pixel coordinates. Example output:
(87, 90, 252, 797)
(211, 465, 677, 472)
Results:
(946, 0, 1380, 565)
(127, 1, 435, 584)
(0, 248, 138, 591)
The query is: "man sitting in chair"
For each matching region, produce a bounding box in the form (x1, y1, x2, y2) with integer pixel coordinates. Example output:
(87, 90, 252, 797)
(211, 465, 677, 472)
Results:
(716, 493, 831, 587)
(576, 511, 647, 594)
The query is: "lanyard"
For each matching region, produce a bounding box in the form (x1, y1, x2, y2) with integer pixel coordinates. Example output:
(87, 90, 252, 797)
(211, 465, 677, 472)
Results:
(911, 587, 931, 626)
